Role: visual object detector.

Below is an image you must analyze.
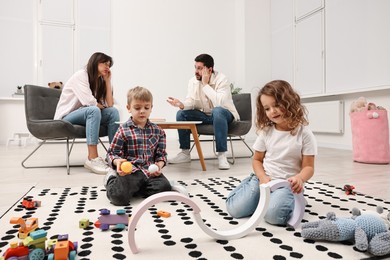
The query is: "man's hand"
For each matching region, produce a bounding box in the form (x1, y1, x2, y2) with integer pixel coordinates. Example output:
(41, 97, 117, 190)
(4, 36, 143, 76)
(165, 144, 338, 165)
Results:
(167, 97, 184, 109)
(201, 67, 211, 85)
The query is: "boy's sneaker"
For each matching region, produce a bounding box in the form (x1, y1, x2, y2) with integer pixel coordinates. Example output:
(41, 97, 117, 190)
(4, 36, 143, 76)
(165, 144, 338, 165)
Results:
(168, 151, 191, 164)
(218, 154, 230, 170)
(84, 157, 109, 175)
(104, 168, 118, 187)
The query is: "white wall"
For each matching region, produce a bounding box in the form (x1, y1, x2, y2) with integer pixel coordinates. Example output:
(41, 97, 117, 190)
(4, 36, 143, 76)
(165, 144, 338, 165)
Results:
(303, 89, 390, 150)
(111, 0, 270, 142)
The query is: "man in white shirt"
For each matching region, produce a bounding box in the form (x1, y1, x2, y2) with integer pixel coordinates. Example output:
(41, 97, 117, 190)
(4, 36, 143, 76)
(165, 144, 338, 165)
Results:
(167, 54, 239, 170)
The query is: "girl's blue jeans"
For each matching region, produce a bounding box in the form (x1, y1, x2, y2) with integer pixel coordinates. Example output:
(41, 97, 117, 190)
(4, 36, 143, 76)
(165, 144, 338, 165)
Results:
(176, 107, 234, 152)
(225, 173, 295, 226)
(63, 106, 120, 145)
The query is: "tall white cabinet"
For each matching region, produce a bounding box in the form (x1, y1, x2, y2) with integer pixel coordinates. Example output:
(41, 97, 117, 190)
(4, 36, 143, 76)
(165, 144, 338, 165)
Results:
(271, 0, 390, 97)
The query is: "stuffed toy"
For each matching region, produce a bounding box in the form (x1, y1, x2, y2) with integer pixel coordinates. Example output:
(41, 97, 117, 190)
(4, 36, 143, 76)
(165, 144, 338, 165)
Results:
(352, 206, 390, 228)
(301, 211, 390, 256)
(48, 81, 63, 90)
(350, 97, 367, 113)
(350, 96, 387, 113)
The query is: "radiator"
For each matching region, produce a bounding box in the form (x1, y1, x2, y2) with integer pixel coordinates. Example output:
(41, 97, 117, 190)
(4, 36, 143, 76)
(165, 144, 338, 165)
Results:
(303, 100, 344, 134)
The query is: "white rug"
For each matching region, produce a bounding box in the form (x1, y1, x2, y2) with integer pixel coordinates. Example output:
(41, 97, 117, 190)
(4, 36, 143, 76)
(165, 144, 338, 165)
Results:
(0, 176, 389, 260)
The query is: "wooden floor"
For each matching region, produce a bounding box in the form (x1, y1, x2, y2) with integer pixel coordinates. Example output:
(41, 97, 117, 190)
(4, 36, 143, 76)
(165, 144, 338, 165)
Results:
(1, 141, 389, 218)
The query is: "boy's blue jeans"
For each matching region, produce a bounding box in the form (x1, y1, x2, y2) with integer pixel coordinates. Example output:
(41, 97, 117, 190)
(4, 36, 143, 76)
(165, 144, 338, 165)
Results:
(225, 173, 295, 226)
(176, 107, 234, 152)
(63, 106, 120, 145)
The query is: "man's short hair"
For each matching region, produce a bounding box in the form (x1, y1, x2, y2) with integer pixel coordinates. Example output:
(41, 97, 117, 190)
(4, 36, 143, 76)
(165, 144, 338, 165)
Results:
(195, 54, 214, 69)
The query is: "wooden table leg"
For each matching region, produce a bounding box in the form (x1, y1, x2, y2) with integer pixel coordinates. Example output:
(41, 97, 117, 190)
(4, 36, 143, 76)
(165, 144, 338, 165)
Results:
(190, 125, 206, 171)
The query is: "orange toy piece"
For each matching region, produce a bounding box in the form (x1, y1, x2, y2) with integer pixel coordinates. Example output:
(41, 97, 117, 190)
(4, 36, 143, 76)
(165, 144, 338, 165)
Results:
(10, 217, 39, 239)
(120, 161, 133, 174)
(157, 210, 171, 218)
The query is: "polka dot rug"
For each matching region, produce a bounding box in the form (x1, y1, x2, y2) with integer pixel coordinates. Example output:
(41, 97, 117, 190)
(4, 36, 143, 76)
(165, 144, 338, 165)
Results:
(0, 177, 389, 260)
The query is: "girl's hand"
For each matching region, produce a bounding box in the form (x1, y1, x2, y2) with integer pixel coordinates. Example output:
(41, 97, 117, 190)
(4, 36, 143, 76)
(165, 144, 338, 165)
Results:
(288, 176, 304, 194)
(259, 175, 271, 184)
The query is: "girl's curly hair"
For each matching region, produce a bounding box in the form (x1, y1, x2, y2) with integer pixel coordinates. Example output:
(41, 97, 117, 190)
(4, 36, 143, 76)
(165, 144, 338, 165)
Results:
(256, 80, 308, 134)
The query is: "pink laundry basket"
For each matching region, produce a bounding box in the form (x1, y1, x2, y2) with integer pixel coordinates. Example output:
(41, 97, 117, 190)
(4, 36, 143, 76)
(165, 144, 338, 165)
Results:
(350, 103, 390, 164)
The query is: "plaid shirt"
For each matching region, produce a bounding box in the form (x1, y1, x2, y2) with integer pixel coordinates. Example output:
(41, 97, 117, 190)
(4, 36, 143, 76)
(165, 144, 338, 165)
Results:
(107, 118, 167, 177)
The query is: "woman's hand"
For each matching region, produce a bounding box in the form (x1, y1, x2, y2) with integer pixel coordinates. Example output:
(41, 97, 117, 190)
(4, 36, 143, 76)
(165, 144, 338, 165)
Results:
(288, 176, 304, 194)
(96, 103, 105, 110)
(103, 68, 111, 84)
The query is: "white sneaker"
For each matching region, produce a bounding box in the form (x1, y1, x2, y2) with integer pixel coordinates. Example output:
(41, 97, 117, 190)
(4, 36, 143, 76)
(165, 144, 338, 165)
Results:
(218, 154, 230, 170)
(168, 151, 191, 164)
(170, 180, 188, 196)
(104, 168, 118, 187)
(84, 157, 109, 175)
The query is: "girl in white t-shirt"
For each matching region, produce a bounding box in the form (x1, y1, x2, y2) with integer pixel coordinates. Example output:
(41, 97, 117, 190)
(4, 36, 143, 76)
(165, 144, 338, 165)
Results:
(226, 80, 317, 226)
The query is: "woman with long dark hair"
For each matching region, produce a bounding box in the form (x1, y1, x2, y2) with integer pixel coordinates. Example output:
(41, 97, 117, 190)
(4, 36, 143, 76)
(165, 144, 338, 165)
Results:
(54, 52, 120, 174)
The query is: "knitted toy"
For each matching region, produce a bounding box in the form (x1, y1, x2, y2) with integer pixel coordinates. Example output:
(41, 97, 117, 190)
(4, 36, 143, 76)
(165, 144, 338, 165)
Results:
(301, 211, 390, 256)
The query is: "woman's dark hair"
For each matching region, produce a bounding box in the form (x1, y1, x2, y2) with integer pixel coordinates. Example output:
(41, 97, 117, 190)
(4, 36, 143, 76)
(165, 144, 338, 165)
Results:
(86, 52, 113, 103)
(195, 54, 214, 72)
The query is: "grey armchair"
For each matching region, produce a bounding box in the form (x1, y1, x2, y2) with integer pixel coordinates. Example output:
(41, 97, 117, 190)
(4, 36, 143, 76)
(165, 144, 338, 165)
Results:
(22, 85, 108, 174)
(191, 93, 254, 164)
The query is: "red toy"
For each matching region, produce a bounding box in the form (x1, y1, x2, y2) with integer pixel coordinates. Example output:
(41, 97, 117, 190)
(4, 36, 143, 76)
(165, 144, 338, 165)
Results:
(1, 230, 77, 260)
(22, 197, 41, 209)
(343, 184, 356, 195)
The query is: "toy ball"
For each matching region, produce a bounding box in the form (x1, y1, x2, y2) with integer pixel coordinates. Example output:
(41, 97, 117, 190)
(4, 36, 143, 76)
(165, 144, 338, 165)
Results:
(148, 164, 159, 173)
(121, 162, 132, 174)
(372, 112, 379, 118)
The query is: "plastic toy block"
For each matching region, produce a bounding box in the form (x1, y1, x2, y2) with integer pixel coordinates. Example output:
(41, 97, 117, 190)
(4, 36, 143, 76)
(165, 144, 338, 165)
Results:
(58, 234, 68, 241)
(10, 217, 39, 239)
(115, 223, 126, 230)
(116, 209, 126, 215)
(23, 235, 46, 247)
(98, 214, 128, 225)
(79, 218, 90, 229)
(54, 240, 69, 259)
(22, 197, 41, 209)
(30, 229, 47, 240)
(101, 223, 110, 231)
(10, 241, 18, 248)
(100, 208, 110, 215)
(157, 210, 171, 218)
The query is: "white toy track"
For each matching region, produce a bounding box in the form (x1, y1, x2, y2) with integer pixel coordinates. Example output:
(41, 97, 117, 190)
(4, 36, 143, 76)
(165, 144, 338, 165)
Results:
(128, 179, 305, 254)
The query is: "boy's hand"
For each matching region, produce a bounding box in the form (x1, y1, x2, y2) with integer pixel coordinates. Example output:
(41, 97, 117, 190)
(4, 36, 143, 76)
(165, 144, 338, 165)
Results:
(115, 159, 129, 176)
(288, 176, 304, 194)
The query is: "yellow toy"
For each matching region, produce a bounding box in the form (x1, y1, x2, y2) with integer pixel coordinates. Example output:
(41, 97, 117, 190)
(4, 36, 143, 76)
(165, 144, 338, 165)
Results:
(120, 161, 133, 174)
